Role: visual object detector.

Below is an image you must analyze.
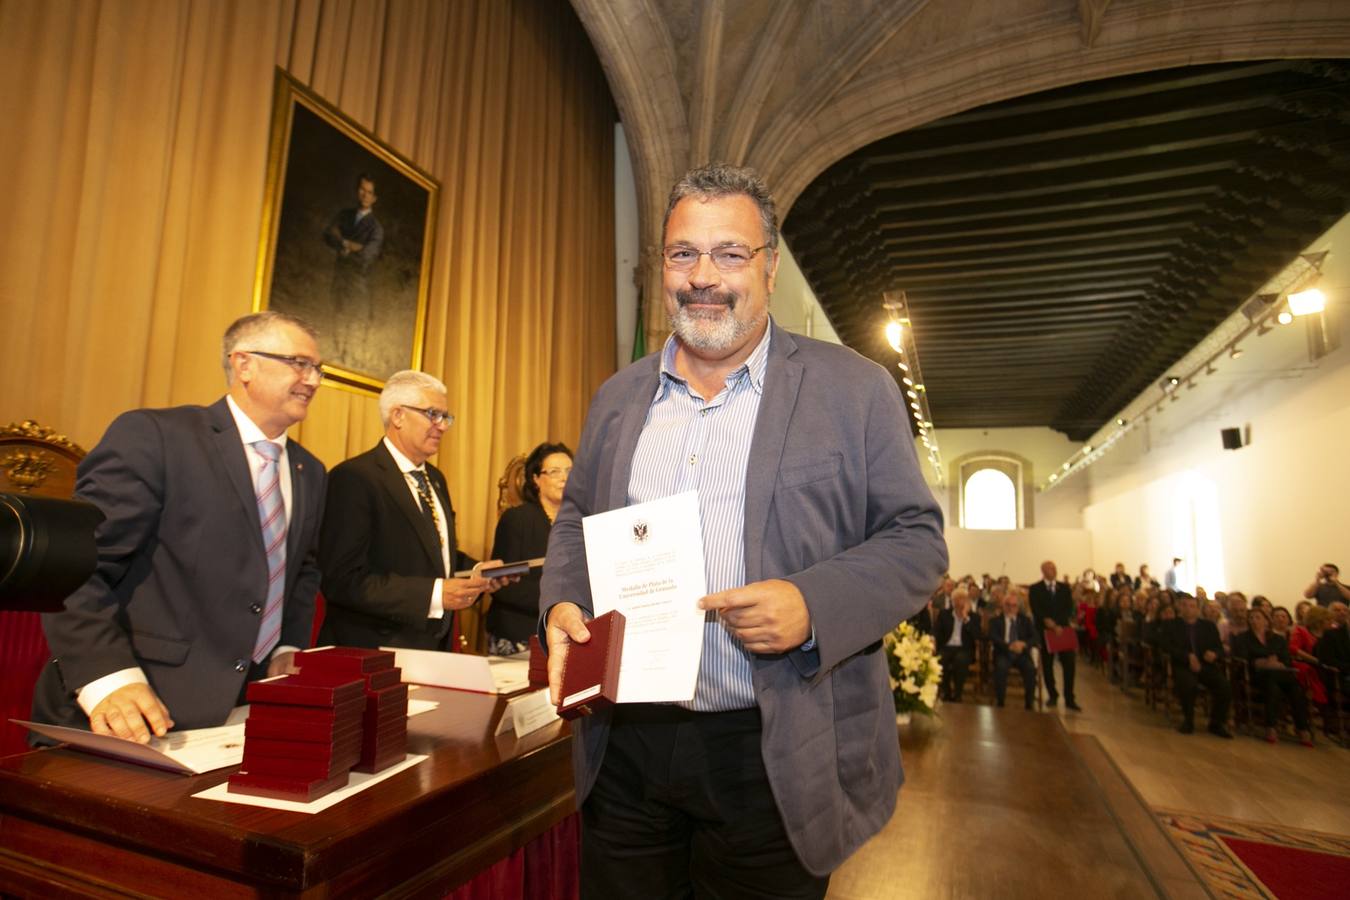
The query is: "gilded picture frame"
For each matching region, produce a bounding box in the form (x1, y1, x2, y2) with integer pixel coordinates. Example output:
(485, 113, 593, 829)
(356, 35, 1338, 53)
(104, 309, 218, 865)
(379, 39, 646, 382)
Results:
(253, 69, 438, 394)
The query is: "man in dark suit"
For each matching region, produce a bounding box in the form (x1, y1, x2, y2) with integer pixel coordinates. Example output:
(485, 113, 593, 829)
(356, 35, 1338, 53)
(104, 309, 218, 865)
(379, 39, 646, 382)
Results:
(542, 165, 947, 895)
(1029, 560, 1081, 710)
(319, 370, 508, 651)
(1162, 594, 1232, 737)
(33, 312, 327, 742)
(989, 589, 1037, 709)
(935, 587, 980, 701)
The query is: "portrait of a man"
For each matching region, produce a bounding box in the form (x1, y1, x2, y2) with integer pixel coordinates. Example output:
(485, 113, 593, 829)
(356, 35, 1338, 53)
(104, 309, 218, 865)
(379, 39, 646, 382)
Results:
(256, 72, 437, 390)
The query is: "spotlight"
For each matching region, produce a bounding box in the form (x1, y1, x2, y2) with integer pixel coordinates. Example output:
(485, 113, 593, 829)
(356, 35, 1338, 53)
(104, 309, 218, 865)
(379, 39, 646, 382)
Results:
(1288, 287, 1326, 316)
(1049, 473, 1058, 483)
(885, 321, 904, 353)
(897, 361, 909, 372)
(1276, 310, 1294, 326)
(915, 383, 925, 392)
(1229, 345, 1243, 360)
(902, 377, 913, 386)
(1061, 462, 1070, 471)
(1083, 445, 1092, 454)
(906, 390, 918, 400)
(1115, 417, 1127, 427)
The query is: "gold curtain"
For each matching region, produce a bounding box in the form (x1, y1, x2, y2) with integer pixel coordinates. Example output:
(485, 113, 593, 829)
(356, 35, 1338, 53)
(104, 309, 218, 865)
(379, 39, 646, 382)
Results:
(0, 0, 617, 574)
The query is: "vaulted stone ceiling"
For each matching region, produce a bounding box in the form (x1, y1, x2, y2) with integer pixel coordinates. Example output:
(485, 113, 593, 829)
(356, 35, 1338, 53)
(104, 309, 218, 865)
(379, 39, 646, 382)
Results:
(784, 59, 1350, 440)
(569, 1, 1350, 437)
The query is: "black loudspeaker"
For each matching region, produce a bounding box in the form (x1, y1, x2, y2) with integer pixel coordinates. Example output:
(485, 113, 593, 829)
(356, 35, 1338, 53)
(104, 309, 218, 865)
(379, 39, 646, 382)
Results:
(1220, 427, 1243, 450)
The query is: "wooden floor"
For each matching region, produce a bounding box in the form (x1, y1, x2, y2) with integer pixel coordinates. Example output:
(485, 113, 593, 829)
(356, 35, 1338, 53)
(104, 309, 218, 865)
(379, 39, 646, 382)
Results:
(827, 662, 1350, 899)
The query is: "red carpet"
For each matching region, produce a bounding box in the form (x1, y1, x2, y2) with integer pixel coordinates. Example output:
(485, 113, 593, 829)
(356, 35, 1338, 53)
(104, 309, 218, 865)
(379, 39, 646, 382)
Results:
(1158, 809, 1350, 900)
(1222, 837, 1350, 900)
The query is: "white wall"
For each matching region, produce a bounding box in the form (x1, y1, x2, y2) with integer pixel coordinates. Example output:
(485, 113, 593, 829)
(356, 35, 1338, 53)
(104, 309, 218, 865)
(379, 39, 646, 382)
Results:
(771, 241, 841, 344)
(945, 527, 1094, 585)
(1080, 215, 1350, 597)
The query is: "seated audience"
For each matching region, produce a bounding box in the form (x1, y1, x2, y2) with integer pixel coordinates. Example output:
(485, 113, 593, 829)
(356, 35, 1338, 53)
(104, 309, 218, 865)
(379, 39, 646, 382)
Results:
(1233, 608, 1313, 747)
(988, 591, 1037, 710)
(487, 441, 573, 654)
(1271, 606, 1293, 639)
(1329, 601, 1349, 630)
(1295, 599, 1312, 627)
(1134, 564, 1159, 590)
(935, 587, 980, 702)
(1202, 599, 1229, 648)
(1290, 606, 1328, 709)
(1161, 595, 1232, 738)
(907, 596, 935, 636)
(1109, 562, 1131, 590)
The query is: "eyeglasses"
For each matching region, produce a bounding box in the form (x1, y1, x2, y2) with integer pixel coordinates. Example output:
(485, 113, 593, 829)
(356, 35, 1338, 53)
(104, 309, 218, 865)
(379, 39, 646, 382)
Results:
(541, 466, 572, 479)
(400, 405, 454, 427)
(239, 350, 324, 381)
(661, 244, 772, 272)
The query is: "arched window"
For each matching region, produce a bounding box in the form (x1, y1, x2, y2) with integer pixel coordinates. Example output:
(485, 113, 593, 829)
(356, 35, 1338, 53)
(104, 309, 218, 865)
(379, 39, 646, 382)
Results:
(963, 467, 1017, 530)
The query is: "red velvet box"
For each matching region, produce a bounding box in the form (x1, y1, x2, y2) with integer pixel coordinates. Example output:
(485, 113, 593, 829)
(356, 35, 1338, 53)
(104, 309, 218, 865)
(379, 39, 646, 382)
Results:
(557, 610, 625, 720)
(227, 770, 350, 802)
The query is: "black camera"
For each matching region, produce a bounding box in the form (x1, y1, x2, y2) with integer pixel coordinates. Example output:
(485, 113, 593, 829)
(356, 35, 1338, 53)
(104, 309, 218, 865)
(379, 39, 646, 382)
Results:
(0, 493, 103, 612)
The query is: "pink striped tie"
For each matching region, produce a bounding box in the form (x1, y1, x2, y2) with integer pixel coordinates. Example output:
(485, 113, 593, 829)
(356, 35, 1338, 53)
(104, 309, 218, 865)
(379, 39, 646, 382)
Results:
(250, 441, 287, 663)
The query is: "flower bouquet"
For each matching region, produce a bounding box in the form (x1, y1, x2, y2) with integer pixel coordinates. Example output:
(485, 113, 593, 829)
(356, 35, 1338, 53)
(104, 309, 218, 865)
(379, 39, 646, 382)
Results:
(884, 621, 942, 723)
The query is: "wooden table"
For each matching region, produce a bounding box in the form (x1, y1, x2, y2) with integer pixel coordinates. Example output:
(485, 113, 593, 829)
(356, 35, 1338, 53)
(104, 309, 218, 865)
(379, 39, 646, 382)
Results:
(0, 687, 575, 898)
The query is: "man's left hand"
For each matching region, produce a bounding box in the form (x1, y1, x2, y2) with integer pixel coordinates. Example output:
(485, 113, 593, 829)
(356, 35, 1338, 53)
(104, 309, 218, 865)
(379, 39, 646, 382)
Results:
(700, 579, 811, 654)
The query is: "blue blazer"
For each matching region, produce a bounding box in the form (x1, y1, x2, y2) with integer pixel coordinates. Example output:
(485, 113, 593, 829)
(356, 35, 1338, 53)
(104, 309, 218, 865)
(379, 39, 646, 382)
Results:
(538, 322, 947, 875)
(988, 613, 1037, 660)
(34, 398, 325, 730)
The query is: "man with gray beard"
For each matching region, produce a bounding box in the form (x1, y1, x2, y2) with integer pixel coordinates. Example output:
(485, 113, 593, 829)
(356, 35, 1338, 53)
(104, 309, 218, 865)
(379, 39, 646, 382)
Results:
(539, 164, 946, 896)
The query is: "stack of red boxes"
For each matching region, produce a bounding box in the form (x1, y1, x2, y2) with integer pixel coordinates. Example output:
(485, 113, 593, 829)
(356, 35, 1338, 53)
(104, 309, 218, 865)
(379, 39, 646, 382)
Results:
(295, 647, 409, 774)
(228, 671, 366, 802)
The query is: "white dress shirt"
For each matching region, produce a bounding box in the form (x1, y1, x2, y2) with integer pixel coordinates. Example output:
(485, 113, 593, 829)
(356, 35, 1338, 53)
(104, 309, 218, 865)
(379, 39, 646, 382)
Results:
(382, 437, 452, 619)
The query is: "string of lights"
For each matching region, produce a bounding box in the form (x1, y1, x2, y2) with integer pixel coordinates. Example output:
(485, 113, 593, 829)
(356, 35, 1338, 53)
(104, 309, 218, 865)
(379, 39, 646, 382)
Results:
(882, 290, 944, 488)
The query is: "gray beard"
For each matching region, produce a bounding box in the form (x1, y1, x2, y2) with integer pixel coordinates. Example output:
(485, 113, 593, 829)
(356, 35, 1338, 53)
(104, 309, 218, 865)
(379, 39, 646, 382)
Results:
(668, 300, 765, 353)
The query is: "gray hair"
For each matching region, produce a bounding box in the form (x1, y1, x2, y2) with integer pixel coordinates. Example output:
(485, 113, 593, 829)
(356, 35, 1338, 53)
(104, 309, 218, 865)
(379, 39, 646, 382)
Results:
(221, 311, 319, 384)
(662, 164, 779, 250)
(379, 370, 448, 426)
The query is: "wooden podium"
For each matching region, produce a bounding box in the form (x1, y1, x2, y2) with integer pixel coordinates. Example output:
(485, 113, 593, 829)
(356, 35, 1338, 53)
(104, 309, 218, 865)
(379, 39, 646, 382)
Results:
(0, 687, 576, 898)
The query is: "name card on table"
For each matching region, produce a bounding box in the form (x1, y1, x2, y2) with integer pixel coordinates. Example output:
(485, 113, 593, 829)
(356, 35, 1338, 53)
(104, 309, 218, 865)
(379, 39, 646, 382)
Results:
(493, 689, 560, 738)
(381, 647, 529, 694)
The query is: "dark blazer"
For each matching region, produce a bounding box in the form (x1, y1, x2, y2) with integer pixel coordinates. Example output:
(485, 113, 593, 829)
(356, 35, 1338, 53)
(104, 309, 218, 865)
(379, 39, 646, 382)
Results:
(1029, 579, 1074, 632)
(1161, 618, 1224, 665)
(318, 441, 472, 651)
(538, 323, 948, 876)
(935, 608, 980, 651)
(1315, 626, 1350, 670)
(988, 612, 1037, 660)
(33, 399, 325, 730)
(488, 501, 552, 643)
(1232, 630, 1293, 667)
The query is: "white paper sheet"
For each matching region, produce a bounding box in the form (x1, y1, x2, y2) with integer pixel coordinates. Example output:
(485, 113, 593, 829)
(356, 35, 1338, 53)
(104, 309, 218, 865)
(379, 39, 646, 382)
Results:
(382, 647, 531, 694)
(582, 490, 707, 703)
(12, 719, 246, 775)
(190, 754, 428, 813)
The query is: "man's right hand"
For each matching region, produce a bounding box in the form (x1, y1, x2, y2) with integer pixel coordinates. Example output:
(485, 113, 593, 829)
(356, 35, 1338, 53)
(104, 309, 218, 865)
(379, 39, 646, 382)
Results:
(545, 602, 591, 706)
(1189, 653, 1201, 673)
(89, 683, 173, 743)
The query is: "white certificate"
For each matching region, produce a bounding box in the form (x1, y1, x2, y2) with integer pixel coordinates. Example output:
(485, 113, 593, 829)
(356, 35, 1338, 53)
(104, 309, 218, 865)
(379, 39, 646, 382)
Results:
(583, 490, 707, 703)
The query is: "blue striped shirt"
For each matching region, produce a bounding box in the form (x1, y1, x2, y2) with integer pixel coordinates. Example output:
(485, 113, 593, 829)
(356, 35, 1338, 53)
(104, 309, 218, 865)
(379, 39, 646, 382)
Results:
(627, 326, 771, 711)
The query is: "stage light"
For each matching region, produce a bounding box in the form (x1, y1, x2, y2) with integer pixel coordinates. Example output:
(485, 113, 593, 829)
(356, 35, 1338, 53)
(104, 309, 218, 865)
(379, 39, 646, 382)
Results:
(1115, 417, 1126, 427)
(1161, 376, 1180, 391)
(915, 383, 925, 392)
(1229, 345, 1243, 359)
(1277, 310, 1294, 326)
(1288, 287, 1326, 316)
(906, 390, 918, 400)
(1083, 445, 1092, 454)
(902, 377, 913, 386)
(885, 321, 903, 353)
(897, 361, 909, 372)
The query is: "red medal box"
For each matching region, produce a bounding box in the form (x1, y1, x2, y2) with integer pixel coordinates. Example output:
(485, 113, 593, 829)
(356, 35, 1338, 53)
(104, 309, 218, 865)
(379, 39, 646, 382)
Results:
(352, 748, 406, 774)
(241, 748, 356, 780)
(295, 646, 397, 674)
(364, 667, 402, 690)
(245, 701, 366, 727)
(245, 715, 363, 744)
(246, 672, 366, 707)
(558, 610, 625, 720)
(242, 736, 360, 761)
(227, 770, 349, 802)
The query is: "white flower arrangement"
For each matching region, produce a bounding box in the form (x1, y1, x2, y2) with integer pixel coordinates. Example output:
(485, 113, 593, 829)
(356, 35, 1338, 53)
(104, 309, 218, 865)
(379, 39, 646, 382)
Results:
(884, 620, 942, 717)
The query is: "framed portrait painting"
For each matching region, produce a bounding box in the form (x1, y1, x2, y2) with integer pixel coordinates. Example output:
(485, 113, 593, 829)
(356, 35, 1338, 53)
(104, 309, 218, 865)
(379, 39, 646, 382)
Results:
(253, 69, 438, 393)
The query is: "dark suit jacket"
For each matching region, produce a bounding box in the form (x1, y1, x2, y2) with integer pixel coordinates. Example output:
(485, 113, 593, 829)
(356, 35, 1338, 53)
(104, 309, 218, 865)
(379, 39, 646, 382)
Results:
(318, 441, 472, 650)
(935, 609, 980, 651)
(1029, 579, 1074, 632)
(988, 612, 1037, 660)
(538, 323, 948, 876)
(488, 501, 552, 643)
(33, 399, 325, 730)
(1161, 618, 1225, 665)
